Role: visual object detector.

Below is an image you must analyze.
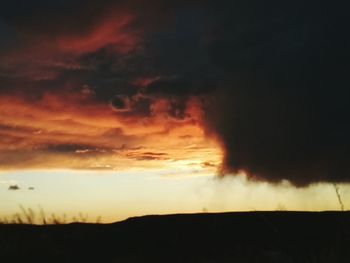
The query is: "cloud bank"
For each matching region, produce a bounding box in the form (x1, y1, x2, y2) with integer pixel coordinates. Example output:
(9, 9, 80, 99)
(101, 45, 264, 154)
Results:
(0, 0, 349, 185)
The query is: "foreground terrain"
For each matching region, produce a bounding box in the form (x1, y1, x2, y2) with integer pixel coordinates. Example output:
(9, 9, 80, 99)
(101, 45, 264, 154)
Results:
(1, 211, 349, 262)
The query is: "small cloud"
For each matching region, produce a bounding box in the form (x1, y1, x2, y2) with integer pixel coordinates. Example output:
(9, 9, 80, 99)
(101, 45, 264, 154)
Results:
(125, 151, 168, 161)
(8, 185, 20, 190)
(201, 161, 217, 168)
(132, 76, 161, 87)
(109, 95, 131, 112)
(28, 187, 35, 190)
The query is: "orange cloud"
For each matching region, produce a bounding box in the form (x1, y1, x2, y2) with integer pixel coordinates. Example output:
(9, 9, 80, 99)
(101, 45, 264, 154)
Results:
(0, 88, 223, 174)
(0, 5, 223, 176)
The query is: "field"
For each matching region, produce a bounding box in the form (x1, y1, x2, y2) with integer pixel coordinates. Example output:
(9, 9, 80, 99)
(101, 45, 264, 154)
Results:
(1, 211, 349, 262)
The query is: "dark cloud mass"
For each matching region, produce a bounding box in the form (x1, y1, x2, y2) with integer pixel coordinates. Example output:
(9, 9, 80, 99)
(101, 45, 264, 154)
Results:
(203, 1, 350, 186)
(0, 0, 349, 185)
(8, 185, 20, 190)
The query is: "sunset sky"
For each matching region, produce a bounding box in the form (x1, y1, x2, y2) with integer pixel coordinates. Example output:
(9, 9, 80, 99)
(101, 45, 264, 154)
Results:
(0, 1, 349, 222)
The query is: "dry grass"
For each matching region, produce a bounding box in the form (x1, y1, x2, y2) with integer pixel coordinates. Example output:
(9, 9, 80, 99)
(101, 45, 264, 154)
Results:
(0, 205, 101, 225)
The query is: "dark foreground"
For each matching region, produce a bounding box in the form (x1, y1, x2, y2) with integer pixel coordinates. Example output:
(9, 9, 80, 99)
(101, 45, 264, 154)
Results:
(1, 211, 350, 263)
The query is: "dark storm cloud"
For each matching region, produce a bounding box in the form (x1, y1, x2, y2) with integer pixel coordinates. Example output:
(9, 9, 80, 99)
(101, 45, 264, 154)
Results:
(0, 20, 17, 50)
(203, 1, 350, 186)
(0, 0, 349, 185)
(144, 0, 349, 186)
(0, 0, 119, 33)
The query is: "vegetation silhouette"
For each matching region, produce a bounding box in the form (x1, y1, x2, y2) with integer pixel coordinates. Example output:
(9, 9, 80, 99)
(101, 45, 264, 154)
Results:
(1, 210, 349, 262)
(0, 206, 101, 225)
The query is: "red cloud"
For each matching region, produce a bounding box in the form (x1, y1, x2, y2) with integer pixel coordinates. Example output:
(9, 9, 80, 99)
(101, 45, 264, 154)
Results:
(132, 76, 161, 88)
(57, 14, 140, 55)
(0, 11, 142, 80)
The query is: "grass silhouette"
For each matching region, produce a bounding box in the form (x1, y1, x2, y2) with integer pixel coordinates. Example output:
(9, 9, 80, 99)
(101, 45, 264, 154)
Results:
(0, 205, 101, 225)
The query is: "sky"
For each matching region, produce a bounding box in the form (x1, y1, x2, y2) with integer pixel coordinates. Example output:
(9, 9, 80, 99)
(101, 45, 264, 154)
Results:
(0, 0, 349, 222)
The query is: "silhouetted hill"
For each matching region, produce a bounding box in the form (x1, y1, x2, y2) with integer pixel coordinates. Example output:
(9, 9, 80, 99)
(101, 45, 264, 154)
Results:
(1, 211, 350, 262)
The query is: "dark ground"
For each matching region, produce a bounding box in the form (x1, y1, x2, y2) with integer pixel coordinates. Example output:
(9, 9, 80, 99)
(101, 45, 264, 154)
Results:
(1, 211, 350, 263)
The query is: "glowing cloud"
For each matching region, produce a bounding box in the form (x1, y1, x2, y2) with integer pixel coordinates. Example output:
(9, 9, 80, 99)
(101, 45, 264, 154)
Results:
(0, 87, 222, 174)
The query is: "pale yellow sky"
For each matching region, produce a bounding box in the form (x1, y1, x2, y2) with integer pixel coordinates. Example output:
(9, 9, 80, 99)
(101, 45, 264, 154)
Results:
(1, 169, 348, 223)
